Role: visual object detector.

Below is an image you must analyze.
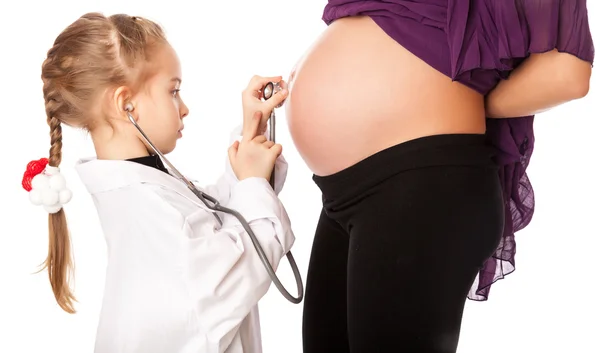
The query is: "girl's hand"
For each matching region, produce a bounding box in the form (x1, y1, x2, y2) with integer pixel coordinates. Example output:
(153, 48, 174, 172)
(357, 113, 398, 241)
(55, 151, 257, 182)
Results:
(241, 75, 288, 138)
(229, 111, 282, 181)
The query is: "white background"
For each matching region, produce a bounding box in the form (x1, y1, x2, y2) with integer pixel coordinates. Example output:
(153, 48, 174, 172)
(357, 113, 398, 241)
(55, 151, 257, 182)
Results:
(0, 1, 598, 352)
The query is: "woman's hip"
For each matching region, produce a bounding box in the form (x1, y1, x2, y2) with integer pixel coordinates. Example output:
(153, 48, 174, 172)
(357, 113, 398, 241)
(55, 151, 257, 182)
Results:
(313, 133, 504, 265)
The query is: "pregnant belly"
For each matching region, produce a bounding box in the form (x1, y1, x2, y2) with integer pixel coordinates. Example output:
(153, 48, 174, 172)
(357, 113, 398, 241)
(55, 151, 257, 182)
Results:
(285, 16, 486, 176)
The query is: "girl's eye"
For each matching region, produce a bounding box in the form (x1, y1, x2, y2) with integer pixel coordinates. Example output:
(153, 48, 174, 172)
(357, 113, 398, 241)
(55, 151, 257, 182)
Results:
(171, 89, 180, 98)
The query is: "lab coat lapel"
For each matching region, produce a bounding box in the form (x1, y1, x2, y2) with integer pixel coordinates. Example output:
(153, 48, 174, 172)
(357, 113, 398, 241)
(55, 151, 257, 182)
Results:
(75, 157, 205, 208)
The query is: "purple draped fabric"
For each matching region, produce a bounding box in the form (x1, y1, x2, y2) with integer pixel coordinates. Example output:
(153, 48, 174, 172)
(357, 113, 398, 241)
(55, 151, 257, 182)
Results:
(322, 0, 595, 300)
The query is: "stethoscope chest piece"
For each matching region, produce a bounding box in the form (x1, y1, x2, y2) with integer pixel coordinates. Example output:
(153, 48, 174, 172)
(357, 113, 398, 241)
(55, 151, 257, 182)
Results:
(262, 81, 285, 108)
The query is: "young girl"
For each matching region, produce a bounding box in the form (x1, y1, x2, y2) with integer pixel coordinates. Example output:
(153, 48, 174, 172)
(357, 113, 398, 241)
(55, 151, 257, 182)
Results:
(23, 12, 293, 353)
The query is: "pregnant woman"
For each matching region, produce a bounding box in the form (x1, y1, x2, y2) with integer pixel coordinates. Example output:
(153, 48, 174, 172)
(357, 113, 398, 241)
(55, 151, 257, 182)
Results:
(285, 1, 594, 352)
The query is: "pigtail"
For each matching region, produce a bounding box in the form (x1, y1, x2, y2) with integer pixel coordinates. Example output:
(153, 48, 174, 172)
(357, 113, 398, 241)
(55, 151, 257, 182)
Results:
(42, 100, 76, 314)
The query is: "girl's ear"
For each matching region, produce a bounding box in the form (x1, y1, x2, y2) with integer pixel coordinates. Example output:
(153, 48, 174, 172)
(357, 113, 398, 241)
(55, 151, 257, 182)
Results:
(113, 85, 134, 121)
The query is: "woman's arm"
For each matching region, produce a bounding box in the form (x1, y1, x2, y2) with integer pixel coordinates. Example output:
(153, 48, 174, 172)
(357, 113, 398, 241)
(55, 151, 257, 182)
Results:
(485, 49, 592, 118)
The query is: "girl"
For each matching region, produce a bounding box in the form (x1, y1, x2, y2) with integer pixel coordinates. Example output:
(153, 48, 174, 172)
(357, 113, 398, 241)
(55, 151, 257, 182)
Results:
(24, 12, 293, 353)
(285, 0, 594, 352)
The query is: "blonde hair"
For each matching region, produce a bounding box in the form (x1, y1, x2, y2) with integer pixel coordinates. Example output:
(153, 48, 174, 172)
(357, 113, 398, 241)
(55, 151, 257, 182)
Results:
(40, 12, 166, 313)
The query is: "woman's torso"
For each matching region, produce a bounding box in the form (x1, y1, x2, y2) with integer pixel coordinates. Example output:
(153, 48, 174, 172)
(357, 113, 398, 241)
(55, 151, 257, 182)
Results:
(286, 16, 486, 176)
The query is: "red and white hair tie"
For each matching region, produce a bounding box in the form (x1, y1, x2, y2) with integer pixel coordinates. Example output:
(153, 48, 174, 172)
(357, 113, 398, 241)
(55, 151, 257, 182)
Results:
(22, 158, 72, 214)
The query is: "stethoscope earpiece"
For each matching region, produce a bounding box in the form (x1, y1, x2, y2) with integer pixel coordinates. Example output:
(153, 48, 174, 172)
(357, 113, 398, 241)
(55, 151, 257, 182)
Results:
(124, 103, 134, 112)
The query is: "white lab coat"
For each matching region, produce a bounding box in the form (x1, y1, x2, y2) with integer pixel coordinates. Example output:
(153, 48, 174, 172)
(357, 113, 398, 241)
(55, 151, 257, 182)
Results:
(75, 126, 295, 353)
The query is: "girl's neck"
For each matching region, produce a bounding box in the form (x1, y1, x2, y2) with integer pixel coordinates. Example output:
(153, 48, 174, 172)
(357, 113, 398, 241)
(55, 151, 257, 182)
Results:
(91, 125, 150, 161)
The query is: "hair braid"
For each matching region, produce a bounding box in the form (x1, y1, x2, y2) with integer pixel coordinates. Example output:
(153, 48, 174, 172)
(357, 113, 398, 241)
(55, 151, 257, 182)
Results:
(41, 78, 76, 313)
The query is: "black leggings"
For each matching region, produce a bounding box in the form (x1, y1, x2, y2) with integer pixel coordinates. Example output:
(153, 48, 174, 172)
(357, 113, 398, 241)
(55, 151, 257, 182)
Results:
(302, 134, 504, 353)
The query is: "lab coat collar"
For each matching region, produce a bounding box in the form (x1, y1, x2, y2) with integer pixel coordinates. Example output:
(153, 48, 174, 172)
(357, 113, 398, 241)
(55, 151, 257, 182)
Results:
(75, 157, 192, 197)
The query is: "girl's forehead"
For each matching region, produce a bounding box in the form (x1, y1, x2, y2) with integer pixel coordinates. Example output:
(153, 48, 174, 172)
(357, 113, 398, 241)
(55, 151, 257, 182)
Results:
(146, 44, 182, 78)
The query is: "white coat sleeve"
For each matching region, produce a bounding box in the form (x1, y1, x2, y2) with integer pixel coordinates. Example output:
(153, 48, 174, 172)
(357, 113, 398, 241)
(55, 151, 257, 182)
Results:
(181, 176, 295, 352)
(198, 124, 288, 205)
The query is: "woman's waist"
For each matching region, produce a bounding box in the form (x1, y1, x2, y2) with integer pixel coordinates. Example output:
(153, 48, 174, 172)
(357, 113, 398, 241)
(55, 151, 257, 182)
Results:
(313, 133, 500, 205)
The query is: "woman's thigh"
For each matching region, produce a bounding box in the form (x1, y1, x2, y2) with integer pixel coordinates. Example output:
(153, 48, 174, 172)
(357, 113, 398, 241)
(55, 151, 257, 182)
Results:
(302, 208, 351, 353)
(344, 165, 504, 352)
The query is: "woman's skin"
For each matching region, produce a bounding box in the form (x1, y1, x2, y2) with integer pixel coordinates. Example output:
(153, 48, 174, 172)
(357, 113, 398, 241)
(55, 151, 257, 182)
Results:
(286, 16, 487, 176)
(485, 49, 591, 118)
(285, 16, 591, 176)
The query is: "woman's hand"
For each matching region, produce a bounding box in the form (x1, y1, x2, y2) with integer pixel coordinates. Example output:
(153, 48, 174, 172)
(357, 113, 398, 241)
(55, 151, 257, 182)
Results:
(228, 111, 283, 181)
(241, 75, 288, 137)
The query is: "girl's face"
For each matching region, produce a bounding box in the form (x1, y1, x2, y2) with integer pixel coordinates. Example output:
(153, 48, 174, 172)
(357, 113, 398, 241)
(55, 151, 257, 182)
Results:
(133, 43, 189, 155)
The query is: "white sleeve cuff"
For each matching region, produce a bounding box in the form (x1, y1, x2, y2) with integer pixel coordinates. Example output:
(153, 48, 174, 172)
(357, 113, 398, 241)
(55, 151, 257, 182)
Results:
(227, 124, 288, 195)
(222, 177, 294, 254)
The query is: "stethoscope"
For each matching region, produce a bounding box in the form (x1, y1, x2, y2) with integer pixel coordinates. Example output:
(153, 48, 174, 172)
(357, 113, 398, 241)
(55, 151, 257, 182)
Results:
(124, 81, 304, 304)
